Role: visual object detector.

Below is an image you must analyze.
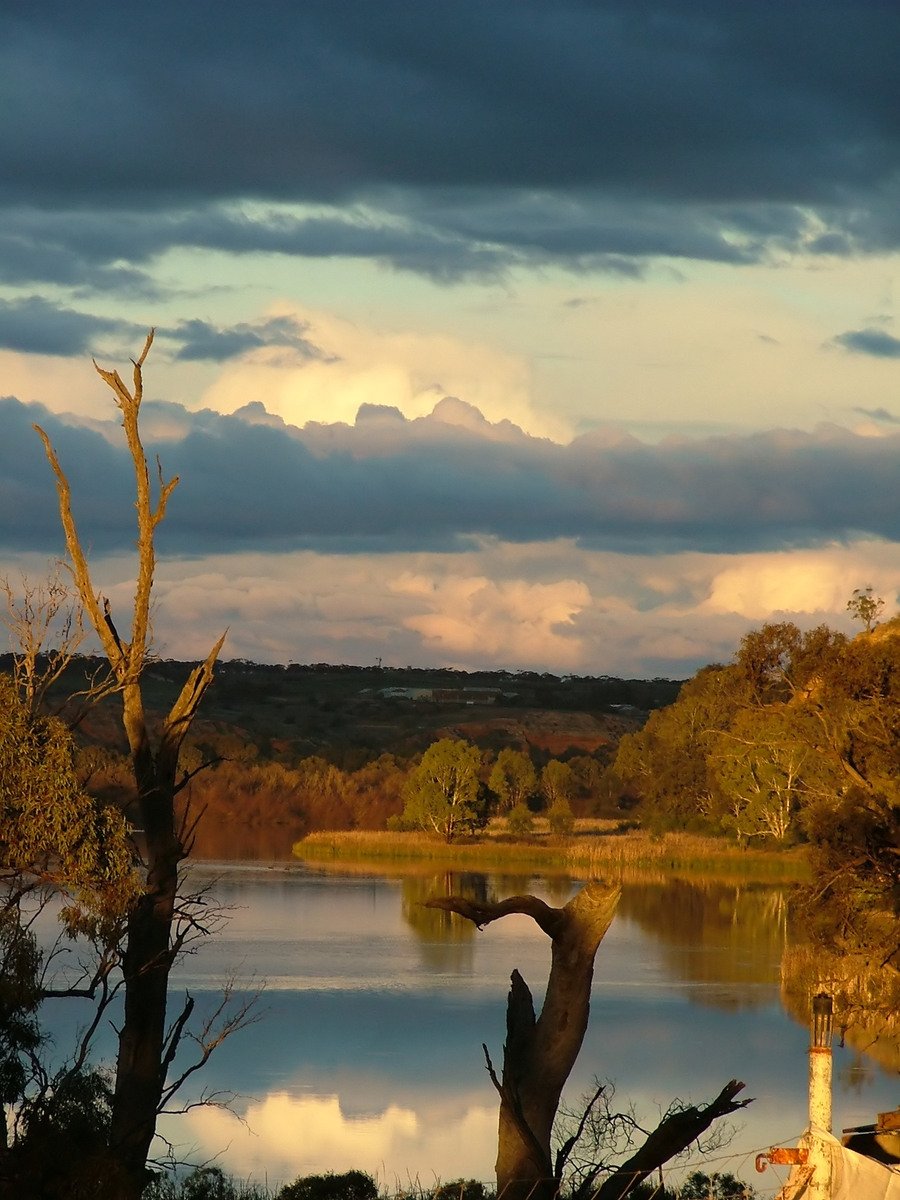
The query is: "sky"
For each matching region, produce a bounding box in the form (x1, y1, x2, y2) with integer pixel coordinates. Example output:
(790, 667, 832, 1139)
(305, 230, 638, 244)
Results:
(3, 1, 900, 678)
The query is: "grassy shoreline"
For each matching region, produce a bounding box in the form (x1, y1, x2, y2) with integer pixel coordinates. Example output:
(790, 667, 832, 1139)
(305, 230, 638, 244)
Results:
(293, 823, 810, 883)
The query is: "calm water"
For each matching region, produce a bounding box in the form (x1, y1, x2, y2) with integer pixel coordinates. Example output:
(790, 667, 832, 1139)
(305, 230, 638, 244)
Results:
(45, 864, 899, 1194)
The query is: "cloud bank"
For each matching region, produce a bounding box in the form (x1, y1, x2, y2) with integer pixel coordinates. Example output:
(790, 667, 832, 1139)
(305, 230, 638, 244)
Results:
(3, 395, 899, 557)
(5, 393, 900, 677)
(4, 2, 900, 288)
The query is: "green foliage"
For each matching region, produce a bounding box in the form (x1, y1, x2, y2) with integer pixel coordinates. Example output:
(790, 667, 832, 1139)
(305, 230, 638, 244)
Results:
(4, 1066, 120, 1199)
(614, 615, 900, 976)
(0, 672, 140, 932)
(488, 748, 537, 812)
(712, 706, 833, 843)
(616, 620, 900, 849)
(678, 1170, 756, 1199)
(613, 665, 743, 833)
(798, 788, 900, 964)
(540, 759, 575, 807)
(506, 801, 534, 835)
(566, 754, 609, 811)
(278, 1170, 379, 1200)
(547, 797, 575, 836)
(399, 738, 483, 842)
(0, 909, 41, 1106)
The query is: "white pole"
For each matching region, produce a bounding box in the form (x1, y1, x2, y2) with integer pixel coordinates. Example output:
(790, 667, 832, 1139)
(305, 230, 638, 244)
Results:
(806, 993, 834, 1200)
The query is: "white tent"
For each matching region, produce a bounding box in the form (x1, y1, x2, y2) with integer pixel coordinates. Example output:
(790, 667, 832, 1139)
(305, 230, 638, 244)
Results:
(775, 1131, 900, 1200)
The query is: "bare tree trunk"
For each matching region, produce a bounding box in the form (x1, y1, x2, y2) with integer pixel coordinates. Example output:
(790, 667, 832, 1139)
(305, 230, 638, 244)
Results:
(427, 883, 620, 1200)
(35, 332, 226, 1198)
(427, 886, 752, 1200)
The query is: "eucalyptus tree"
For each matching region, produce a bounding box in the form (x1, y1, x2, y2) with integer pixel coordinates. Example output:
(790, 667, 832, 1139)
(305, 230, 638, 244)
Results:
(488, 748, 537, 813)
(0, 671, 138, 1194)
(846, 585, 884, 633)
(399, 737, 483, 842)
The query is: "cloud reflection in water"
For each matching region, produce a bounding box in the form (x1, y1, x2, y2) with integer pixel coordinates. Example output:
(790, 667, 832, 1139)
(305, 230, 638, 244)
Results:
(168, 1092, 496, 1191)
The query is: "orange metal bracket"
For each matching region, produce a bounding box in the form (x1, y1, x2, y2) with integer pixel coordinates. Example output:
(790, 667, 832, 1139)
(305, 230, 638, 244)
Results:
(755, 1147, 809, 1172)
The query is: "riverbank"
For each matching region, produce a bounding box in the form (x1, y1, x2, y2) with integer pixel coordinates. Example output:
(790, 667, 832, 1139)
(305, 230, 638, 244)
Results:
(293, 821, 810, 882)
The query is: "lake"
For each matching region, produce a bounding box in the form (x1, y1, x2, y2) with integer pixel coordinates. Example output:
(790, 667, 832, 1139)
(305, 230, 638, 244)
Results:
(45, 862, 899, 1194)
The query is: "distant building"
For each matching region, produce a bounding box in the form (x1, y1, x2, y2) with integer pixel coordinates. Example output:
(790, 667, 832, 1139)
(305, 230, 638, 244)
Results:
(375, 686, 502, 705)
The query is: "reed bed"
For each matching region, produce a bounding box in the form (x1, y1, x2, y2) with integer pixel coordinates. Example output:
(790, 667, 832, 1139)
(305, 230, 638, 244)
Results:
(293, 826, 809, 882)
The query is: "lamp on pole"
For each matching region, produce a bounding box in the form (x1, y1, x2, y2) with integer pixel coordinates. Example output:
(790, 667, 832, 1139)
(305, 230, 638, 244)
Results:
(809, 991, 833, 1133)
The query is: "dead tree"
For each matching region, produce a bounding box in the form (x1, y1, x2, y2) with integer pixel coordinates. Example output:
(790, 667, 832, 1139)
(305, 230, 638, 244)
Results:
(427, 883, 620, 1200)
(34, 331, 226, 1198)
(427, 884, 751, 1200)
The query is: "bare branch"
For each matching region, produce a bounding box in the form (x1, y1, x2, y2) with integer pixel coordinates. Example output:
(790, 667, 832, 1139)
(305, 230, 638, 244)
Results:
(1, 568, 86, 712)
(425, 893, 565, 937)
(157, 983, 262, 1112)
(32, 425, 126, 678)
(592, 1080, 753, 1200)
(160, 993, 196, 1082)
(555, 1081, 607, 1179)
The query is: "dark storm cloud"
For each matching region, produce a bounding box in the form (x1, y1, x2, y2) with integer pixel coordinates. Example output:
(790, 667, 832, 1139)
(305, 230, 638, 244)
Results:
(0, 298, 335, 366)
(832, 328, 900, 358)
(0, 297, 145, 356)
(853, 405, 900, 424)
(166, 317, 338, 363)
(3, 1, 900, 284)
(3, 395, 900, 558)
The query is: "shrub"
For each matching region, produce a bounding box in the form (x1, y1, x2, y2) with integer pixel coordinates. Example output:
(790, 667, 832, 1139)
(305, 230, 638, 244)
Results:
(431, 1181, 493, 1200)
(506, 802, 534, 835)
(547, 798, 575, 836)
(144, 1166, 270, 1199)
(278, 1170, 379, 1200)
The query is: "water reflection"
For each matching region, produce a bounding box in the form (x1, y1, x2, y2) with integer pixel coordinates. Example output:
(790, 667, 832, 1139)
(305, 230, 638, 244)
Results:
(781, 938, 900, 1074)
(401, 872, 491, 972)
(165, 1091, 497, 1190)
(44, 864, 898, 1191)
(617, 880, 789, 1009)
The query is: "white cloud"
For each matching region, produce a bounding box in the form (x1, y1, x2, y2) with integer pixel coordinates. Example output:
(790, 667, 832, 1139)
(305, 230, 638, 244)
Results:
(199, 302, 566, 440)
(10, 538, 900, 680)
(390, 573, 590, 669)
(702, 545, 900, 620)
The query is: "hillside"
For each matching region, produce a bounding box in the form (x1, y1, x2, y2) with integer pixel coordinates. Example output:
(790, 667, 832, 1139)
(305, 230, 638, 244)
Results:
(28, 656, 681, 766)
(4, 655, 683, 853)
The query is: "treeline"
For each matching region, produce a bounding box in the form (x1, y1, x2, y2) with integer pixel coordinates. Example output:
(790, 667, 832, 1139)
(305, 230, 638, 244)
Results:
(610, 618, 900, 840)
(185, 740, 615, 839)
(608, 616, 900, 965)
(82, 736, 617, 844)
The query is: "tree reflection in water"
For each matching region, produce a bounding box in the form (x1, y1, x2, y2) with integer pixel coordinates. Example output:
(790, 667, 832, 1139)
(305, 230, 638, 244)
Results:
(781, 939, 900, 1075)
(401, 872, 495, 971)
(617, 879, 789, 1008)
(401, 872, 577, 972)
